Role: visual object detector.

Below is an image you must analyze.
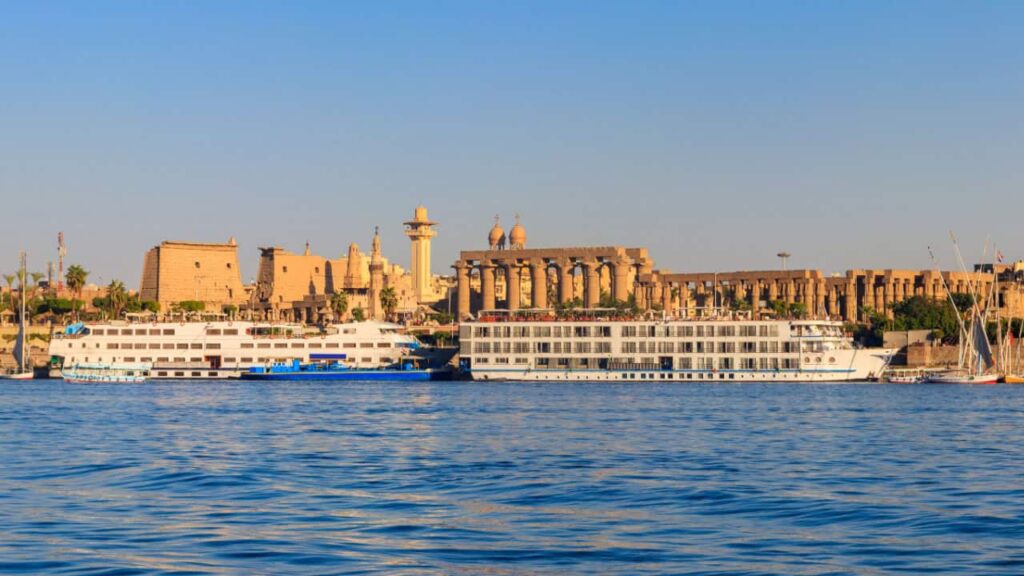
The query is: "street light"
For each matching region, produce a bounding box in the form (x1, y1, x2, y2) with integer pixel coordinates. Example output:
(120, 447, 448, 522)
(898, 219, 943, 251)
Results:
(777, 252, 791, 271)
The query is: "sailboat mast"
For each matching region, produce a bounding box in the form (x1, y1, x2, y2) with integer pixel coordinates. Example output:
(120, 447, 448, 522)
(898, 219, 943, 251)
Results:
(18, 251, 27, 374)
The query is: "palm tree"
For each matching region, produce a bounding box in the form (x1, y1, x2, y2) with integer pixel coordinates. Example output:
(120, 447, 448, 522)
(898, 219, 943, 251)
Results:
(330, 290, 348, 321)
(380, 286, 398, 321)
(107, 280, 128, 318)
(65, 265, 88, 320)
(3, 274, 15, 315)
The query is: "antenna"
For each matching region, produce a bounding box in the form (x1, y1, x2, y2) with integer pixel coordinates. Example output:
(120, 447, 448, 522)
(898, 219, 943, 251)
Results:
(57, 232, 66, 289)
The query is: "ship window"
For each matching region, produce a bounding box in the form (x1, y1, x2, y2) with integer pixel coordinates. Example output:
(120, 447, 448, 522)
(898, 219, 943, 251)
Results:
(192, 371, 202, 376)
(157, 357, 169, 362)
(177, 343, 188, 349)
(343, 343, 356, 348)
(274, 343, 287, 349)
(326, 343, 339, 348)
(158, 372, 167, 377)
(377, 343, 390, 348)
(360, 343, 373, 348)
(190, 357, 201, 362)
(207, 343, 221, 350)
(163, 344, 174, 349)
(148, 343, 160, 349)
(134, 343, 146, 350)
(121, 329, 132, 335)
(124, 357, 135, 362)
(257, 343, 270, 349)
(148, 329, 160, 336)
(308, 343, 322, 348)
(224, 329, 238, 336)
(209, 372, 217, 377)
(362, 357, 372, 363)
(291, 343, 304, 348)
(241, 357, 252, 363)
(163, 329, 175, 335)
(141, 357, 152, 362)
(92, 329, 104, 335)
(174, 357, 186, 362)
(241, 343, 254, 349)
(190, 343, 202, 349)
(107, 343, 119, 349)
(208, 329, 222, 336)
(175, 372, 185, 377)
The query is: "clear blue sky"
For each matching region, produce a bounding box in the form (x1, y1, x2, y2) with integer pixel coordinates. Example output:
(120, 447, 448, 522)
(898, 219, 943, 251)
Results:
(2, 1, 1021, 287)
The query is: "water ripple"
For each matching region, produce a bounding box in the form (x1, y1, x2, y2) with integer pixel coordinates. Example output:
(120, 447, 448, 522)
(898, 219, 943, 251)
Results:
(2, 381, 1024, 574)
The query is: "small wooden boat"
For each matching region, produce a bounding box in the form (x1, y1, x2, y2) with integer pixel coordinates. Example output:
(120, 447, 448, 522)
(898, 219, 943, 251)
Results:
(885, 368, 927, 383)
(6, 372, 34, 381)
(926, 370, 1001, 384)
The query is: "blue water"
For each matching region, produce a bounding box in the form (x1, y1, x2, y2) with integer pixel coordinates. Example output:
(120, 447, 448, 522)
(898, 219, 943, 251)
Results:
(2, 382, 1024, 574)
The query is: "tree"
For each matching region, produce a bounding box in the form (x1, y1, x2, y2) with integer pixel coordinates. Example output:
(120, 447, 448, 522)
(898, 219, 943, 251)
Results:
(379, 287, 398, 320)
(65, 264, 88, 320)
(330, 290, 348, 320)
(107, 280, 128, 318)
(351, 307, 365, 322)
(222, 304, 238, 319)
(177, 300, 205, 313)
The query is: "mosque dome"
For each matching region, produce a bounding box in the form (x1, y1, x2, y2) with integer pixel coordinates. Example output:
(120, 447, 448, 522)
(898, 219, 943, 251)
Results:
(509, 215, 526, 248)
(488, 217, 505, 249)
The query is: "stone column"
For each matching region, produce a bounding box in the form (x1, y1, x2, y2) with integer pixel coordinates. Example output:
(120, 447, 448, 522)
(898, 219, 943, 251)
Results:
(751, 280, 762, 318)
(454, 262, 470, 319)
(530, 260, 547, 310)
(768, 279, 778, 302)
(481, 262, 496, 311)
(679, 282, 691, 318)
(506, 263, 521, 310)
(785, 280, 795, 306)
(558, 259, 574, 303)
(583, 260, 601, 309)
(612, 257, 632, 302)
(847, 279, 859, 322)
(663, 282, 675, 315)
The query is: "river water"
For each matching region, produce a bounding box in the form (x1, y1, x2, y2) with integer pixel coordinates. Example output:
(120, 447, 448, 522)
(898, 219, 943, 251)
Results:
(1, 381, 1023, 574)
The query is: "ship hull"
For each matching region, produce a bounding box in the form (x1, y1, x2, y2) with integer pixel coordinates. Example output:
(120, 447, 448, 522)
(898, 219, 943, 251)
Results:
(926, 373, 1000, 384)
(240, 369, 450, 382)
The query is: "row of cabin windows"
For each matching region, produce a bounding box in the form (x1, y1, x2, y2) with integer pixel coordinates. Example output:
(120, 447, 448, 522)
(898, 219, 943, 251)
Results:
(90, 328, 178, 336)
(239, 342, 388, 349)
(620, 341, 794, 354)
(474, 357, 800, 370)
(471, 325, 783, 339)
(76, 356, 385, 365)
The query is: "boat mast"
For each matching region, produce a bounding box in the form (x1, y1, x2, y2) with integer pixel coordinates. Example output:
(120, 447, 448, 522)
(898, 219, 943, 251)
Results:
(18, 251, 27, 374)
(928, 245, 969, 369)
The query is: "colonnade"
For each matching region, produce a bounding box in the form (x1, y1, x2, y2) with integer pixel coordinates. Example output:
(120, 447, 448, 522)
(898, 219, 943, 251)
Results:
(453, 248, 653, 319)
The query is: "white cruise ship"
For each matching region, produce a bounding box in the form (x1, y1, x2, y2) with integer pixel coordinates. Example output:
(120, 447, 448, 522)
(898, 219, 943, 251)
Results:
(459, 315, 895, 382)
(49, 320, 425, 379)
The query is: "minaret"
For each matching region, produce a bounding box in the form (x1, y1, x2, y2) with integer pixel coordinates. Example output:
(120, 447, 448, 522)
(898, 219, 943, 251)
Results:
(369, 227, 384, 320)
(403, 205, 438, 304)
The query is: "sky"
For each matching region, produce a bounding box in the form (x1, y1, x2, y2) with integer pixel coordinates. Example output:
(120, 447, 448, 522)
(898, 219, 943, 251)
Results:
(1, 1, 1022, 288)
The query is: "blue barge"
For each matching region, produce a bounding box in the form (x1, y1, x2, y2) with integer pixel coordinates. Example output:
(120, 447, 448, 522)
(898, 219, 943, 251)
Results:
(240, 355, 451, 382)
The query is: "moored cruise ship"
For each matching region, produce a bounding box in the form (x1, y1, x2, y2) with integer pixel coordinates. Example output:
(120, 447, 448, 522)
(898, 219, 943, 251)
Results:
(459, 312, 895, 382)
(50, 320, 429, 379)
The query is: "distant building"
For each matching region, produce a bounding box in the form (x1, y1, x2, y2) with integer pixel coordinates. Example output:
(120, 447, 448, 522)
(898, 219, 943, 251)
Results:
(139, 239, 247, 312)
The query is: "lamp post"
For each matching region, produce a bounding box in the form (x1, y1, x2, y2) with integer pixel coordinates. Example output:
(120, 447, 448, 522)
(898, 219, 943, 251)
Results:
(777, 252, 791, 272)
